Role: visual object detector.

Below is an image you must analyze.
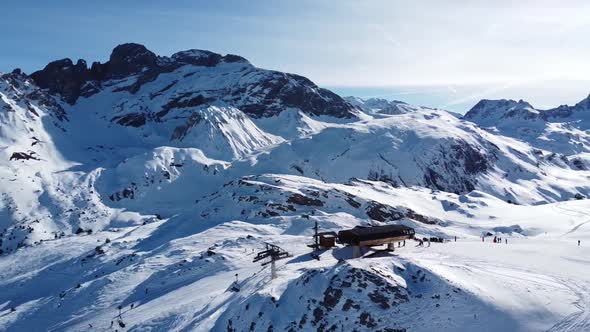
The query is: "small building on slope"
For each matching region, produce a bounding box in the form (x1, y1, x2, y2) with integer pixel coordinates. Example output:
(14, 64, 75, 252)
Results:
(338, 224, 415, 258)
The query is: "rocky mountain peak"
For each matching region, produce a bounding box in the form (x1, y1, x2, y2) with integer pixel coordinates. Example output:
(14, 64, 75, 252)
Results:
(467, 99, 534, 114)
(30, 43, 162, 103)
(170, 49, 249, 67)
(463, 98, 539, 125)
(466, 93, 590, 128)
(29, 58, 91, 103)
(569, 93, 590, 112)
(107, 43, 158, 77)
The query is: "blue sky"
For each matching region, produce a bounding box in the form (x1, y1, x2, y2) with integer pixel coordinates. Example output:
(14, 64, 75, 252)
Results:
(0, 1, 347, 75)
(3, 1, 590, 112)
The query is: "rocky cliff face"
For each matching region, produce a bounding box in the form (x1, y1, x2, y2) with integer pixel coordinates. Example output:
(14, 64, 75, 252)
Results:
(30, 44, 160, 103)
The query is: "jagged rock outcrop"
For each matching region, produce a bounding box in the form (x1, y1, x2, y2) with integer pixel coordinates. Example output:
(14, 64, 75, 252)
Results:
(106, 43, 159, 78)
(1, 69, 68, 122)
(30, 43, 161, 103)
(29, 59, 90, 104)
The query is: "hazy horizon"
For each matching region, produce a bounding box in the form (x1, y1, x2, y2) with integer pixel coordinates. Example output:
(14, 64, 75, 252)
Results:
(329, 79, 590, 114)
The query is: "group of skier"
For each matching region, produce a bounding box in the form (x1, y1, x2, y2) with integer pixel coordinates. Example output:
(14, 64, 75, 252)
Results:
(416, 238, 430, 247)
(481, 235, 508, 244)
(420, 233, 583, 247)
(493, 236, 507, 244)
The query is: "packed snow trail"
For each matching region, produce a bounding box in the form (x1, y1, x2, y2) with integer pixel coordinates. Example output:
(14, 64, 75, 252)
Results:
(546, 279, 590, 332)
(399, 238, 590, 332)
(543, 202, 590, 331)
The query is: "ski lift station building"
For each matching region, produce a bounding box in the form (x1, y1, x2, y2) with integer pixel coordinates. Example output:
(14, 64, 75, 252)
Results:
(338, 224, 415, 258)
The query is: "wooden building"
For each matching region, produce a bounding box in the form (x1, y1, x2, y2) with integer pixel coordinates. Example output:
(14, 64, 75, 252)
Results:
(318, 232, 337, 248)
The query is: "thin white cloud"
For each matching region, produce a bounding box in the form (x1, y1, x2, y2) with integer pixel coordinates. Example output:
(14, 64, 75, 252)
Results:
(280, 1, 590, 87)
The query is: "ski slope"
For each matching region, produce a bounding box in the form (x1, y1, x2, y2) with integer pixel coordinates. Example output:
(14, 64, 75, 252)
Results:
(0, 184, 589, 331)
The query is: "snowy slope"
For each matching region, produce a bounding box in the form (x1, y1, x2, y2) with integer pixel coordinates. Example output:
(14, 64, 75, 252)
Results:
(1, 44, 590, 331)
(0, 70, 137, 256)
(1, 183, 589, 331)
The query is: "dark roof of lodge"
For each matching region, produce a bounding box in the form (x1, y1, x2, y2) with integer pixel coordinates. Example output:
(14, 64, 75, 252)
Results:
(338, 224, 414, 244)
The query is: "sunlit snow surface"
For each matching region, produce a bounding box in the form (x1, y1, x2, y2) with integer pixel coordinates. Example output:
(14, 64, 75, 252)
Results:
(2, 62, 590, 331)
(1, 196, 589, 331)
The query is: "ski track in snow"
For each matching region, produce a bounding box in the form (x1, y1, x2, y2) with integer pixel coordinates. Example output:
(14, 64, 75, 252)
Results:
(406, 245, 590, 332)
(551, 203, 590, 237)
(547, 279, 590, 332)
(545, 202, 590, 331)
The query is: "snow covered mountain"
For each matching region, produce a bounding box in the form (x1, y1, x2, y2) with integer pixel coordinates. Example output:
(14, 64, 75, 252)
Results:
(1, 44, 590, 331)
(464, 97, 590, 155)
(30, 44, 356, 119)
(344, 96, 428, 115)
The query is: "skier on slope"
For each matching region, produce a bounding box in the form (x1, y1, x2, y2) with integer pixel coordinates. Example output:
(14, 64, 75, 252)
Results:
(579, 240, 581, 246)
